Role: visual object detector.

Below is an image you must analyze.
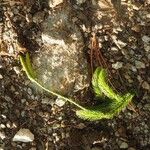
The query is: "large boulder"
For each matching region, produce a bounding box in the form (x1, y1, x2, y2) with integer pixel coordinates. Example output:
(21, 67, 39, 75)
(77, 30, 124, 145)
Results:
(32, 6, 89, 94)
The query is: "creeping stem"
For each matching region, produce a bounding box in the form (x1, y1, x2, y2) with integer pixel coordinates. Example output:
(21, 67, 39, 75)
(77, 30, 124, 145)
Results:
(19, 53, 86, 111)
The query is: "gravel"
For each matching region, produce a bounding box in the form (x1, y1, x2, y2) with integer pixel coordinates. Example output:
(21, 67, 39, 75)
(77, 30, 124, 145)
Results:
(0, 0, 150, 149)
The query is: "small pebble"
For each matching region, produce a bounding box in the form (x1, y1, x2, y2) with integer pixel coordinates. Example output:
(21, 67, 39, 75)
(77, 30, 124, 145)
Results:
(135, 60, 145, 69)
(10, 85, 15, 91)
(0, 124, 6, 129)
(142, 81, 149, 90)
(13, 128, 34, 142)
(27, 88, 32, 95)
(117, 40, 127, 48)
(112, 62, 123, 69)
(49, 0, 63, 7)
(146, 14, 150, 18)
(131, 66, 137, 72)
(142, 35, 150, 43)
(42, 97, 54, 105)
(21, 99, 26, 103)
(5, 96, 11, 102)
(1, 114, 6, 119)
(144, 45, 150, 52)
(76, 0, 86, 4)
(55, 98, 65, 107)
(120, 142, 128, 149)
(52, 123, 60, 129)
(0, 132, 6, 140)
(6, 122, 11, 128)
(111, 47, 118, 51)
(0, 74, 3, 79)
(76, 123, 86, 129)
(13, 66, 20, 74)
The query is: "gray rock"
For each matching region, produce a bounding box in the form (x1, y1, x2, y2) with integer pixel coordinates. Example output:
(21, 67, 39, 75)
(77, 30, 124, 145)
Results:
(12, 128, 34, 142)
(32, 6, 89, 95)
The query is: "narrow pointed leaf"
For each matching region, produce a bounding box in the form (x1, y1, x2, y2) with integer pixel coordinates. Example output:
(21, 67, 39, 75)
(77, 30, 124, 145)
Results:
(97, 68, 122, 101)
(92, 67, 103, 97)
(76, 93, 134, 121)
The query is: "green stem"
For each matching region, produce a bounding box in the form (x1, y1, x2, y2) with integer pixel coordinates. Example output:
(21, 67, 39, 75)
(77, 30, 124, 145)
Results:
(19, 54, 86, 111)
(33, 79, 86, 110)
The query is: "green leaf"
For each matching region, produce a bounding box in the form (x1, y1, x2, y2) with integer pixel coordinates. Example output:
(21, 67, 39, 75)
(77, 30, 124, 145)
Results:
(20, 54, 33, 80)
(92, 67, 103, 97)
(93, 67, 122, 101)
(25, 52, 36, 78)
(76, 93, 134, 121)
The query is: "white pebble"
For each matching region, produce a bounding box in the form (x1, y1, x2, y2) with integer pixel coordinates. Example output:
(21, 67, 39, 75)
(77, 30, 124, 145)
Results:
(13, 128, 34, 142)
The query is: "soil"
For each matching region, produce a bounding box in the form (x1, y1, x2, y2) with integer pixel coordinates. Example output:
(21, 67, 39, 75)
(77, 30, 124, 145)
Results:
(0, 0, 150, 150)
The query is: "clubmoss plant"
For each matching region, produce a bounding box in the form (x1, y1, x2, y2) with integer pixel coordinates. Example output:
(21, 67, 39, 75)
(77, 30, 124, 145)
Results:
(19, 52, 134, 121)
